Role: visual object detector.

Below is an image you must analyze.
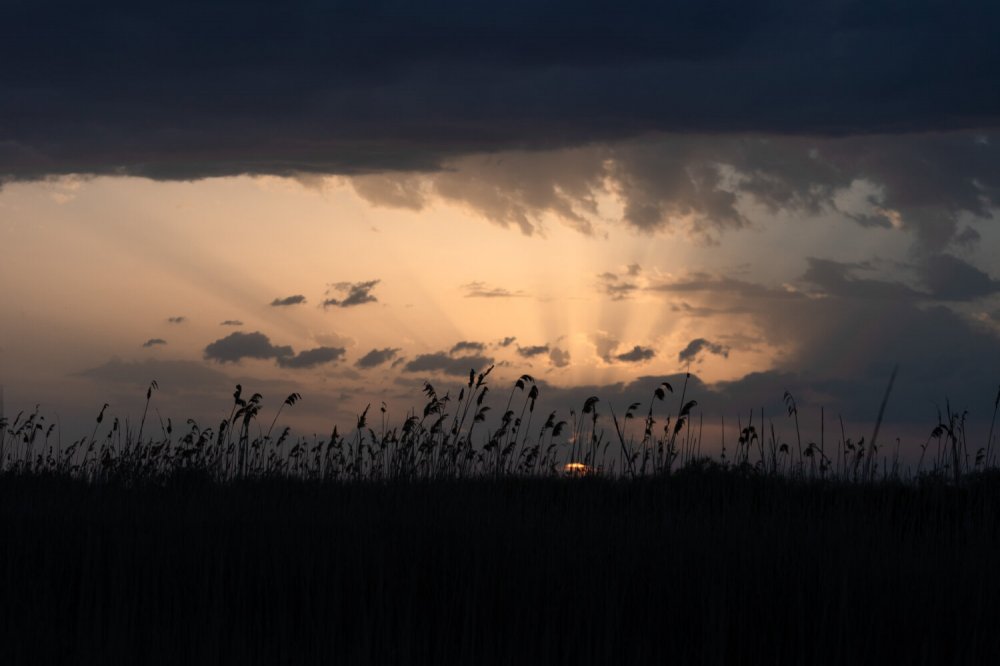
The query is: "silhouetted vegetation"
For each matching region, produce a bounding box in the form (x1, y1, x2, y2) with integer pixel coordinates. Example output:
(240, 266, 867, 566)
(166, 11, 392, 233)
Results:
(1, 371, 999, 664)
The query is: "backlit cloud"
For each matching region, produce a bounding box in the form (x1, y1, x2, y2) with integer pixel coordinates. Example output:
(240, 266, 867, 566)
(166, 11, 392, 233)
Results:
(678, 339, 730, 364)
(204, 331, 293, 364)
(616, 346, 656, 363)
(450, 341, 486, 355)
(403, 352, 494, 377)
(517, 345, 549, 358)
(323, 280, 380, 308)
(462, 282, 526, 298)
(271, 294, 307, 307)
(277, 346, 345, 369)
(356, 347, 401, 369)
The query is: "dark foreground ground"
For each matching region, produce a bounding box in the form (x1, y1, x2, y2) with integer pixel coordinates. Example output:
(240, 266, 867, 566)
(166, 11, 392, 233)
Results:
(1, 469, 999, 665)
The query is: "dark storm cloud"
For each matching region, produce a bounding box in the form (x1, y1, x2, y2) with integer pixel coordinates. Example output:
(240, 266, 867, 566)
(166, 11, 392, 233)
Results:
(801, 258, 925, 301)
(404, 353, 494, 377)
(646, 264, 1000, 426)
(276, 346, 345, 369)
(450, 341, 486, 355)
(678, 338, 730, 364)
(270, 294, 307, 307)
(220, 320, 244, 326)
(518, 345, 550, 358)
(800, 255, 1000, 302)
(358, 134, 1000, 248)
(3, 1, 998, 183)
(203, 331, 293, 363)
(166, 316, 186, 324)
(141, 338, 167, 348)
(356, 347, 401, 369)
(616, 346, 656, 363)
(323, 280, 379, 308)
(917, 254, 1000, 301)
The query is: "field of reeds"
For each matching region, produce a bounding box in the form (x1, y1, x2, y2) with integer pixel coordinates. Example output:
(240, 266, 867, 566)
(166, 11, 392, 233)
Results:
(1, 369, 999, 664)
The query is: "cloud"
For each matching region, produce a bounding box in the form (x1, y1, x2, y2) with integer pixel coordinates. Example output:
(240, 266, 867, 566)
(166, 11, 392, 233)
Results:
(356, 347, 401, 369)
(462, 281, 526, 298)
(79, 358, 229, 391)
(403, 352, 494, 377)
(276, 346, 345, 369)
(450, 340, 486, 355)
(353, 133, 1000, 247)
(517, 345, 549, 358)
(141, 338, 167, 348)
(918, 254, 1000, 301)
(220, 320, 244, 326)
(549, 347, 571, 368)
(678, 338, 730, 364)
(323, 280, 379, 308)
(598, 271, 641, 301)
(616, 346, 656, 363)
(801, 258, 924, 301)
(203, 331, 293, 363)
(3, 2, 998, 184)
(632, 260, 1000, 426)
(270, 294, 307, 307)
(313, 331, 355, 349)
(166, 316, 186, 324)
(593, 332, 621, 363)
(350, 173, 426, 210)
(498, 336, 517, 347)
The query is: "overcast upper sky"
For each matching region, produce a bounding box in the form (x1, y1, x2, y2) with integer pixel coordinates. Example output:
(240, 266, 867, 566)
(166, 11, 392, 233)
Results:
(1, 1, 999, 455)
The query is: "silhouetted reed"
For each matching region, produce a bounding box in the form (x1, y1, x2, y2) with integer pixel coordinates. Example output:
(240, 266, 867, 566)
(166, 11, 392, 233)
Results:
(3, 371, 1000, 664)
(1, 368, 996, 485)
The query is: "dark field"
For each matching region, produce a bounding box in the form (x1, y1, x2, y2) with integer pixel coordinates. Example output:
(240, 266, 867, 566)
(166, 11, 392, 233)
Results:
(2, 470, 999, 665)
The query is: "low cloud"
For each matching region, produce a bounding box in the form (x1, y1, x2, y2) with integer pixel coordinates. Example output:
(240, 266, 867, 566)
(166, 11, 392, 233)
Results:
(203, 331, 293, 363)
(80, 358, 229, 391)
(142, 338, 167, 348)
(549, 347, 571, 368)
(616, 346, 656, 363)
(678, 338, 730, 364)
(518, 345, 549, 358)
(462, 281, 526, 298)
(918, 254, 1000, 301)
(271, 294, 307, 307)
(167, 316, 186, 324)
(403, 352, 494, 376)
(323, 280, 380, 308)
(597, 267, 643, 300)
(351, 134, 1000, 249)
(356, 347, 401, 369)
(450, 340, 486, 355)
(277, 346, 345, 369)
(593, 331, 621, 363)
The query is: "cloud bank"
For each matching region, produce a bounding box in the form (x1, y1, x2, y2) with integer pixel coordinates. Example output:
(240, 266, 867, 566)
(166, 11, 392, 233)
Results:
(2, 1, 997, 183)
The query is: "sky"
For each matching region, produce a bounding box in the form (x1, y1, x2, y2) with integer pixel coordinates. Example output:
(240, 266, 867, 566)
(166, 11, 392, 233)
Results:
(2, 1, 999, 455)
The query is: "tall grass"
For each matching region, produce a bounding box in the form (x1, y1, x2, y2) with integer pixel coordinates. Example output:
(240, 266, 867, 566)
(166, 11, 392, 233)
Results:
(3, 370, 1000, 664)
(1, 369, 997, 484)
